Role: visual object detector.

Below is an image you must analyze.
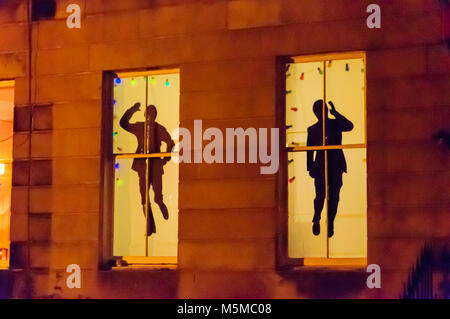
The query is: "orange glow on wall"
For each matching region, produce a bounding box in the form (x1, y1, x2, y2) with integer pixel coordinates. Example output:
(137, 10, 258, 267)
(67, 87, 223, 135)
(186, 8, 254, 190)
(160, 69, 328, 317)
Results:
(0, 80, 14, 269)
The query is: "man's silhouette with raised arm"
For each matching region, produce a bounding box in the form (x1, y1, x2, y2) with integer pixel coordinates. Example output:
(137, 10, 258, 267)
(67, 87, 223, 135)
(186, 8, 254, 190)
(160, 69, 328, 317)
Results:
(120, 103, 175, 236)
(307, 100, 354, 238)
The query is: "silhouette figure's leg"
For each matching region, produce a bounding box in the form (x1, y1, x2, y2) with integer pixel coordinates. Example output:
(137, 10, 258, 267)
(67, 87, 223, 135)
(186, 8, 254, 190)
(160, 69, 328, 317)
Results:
(313, 174, 326, 223)
(312, 173, 325, 236)
(137, 168, 147, 206)
(137, 167, 156, 236)
(151, 163, 169, 220)
(327, 172, 343, 238)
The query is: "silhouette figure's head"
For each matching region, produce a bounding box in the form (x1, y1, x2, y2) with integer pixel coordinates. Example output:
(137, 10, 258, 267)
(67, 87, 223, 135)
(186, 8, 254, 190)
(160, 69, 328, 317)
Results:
(146, 105, 157, 123)
(313, 100, 327, 121)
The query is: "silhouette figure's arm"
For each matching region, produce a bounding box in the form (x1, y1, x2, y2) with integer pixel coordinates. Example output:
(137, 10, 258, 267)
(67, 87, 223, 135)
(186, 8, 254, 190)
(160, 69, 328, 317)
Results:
(119, 103, 141, 133)
(328, 101, 354, 132)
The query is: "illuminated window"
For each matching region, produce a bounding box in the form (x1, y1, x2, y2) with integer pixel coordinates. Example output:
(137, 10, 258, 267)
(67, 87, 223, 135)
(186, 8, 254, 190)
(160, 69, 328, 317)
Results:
(0, 80, 14, 269)
(107, 69, 179, 268)
(278, 52, 367, 267)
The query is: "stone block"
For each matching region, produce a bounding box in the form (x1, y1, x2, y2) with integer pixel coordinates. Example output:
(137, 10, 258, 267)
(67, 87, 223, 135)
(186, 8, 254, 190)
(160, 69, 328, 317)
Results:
(179, 208, 275, 240)
(33, 105, 53, 131)
(179, 239, 275, 270)
(228, 0, 282, 30)
(30, 160, 52, 186)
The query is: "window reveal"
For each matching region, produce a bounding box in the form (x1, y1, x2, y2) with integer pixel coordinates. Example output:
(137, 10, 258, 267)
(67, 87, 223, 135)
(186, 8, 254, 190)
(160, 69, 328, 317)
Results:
(281, 53, 367, 265)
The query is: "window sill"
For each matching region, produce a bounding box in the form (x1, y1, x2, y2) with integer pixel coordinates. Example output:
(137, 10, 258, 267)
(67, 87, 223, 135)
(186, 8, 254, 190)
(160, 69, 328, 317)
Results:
(111, 264, 177, 271)
(108, 256, 178, 271)
(277, 258, 367, 273)
(303, 257, 367, 267)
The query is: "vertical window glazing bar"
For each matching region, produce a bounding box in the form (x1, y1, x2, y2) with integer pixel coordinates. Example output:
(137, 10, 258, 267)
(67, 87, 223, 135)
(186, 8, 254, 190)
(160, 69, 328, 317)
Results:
(323, 60, 330, 258)
(144, 75, 149, 256)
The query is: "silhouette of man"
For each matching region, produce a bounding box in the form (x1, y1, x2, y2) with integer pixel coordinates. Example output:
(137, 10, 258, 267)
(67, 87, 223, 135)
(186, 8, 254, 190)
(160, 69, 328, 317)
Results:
(307, 100, 354, 238)
(120, 103, 175, 236)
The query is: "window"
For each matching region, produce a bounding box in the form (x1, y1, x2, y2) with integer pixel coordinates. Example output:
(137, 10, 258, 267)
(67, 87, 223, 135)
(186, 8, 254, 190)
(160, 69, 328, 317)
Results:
(0, 80, 14, 269)
(277, 52, 367, 267)
(104, 69, 179, 268)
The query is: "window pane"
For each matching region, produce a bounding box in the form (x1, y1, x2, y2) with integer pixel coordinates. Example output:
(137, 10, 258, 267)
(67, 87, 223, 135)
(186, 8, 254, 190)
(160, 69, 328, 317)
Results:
(113, 157, 179, 258)
(329, 148, 367, 258)
(288, 152, 327, 258)
(114, 158, 147, 257)
(147, 73, 180, 136)
(147, 158, 178, 257)
(286, 61, 324, 148)
(145, 73, 180, 257)
(113, 76, 146, 154)
(325, 58, 365, 145)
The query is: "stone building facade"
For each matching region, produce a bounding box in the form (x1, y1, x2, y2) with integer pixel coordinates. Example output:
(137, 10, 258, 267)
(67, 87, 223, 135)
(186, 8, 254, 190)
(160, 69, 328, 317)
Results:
(0, 0, 448, 298)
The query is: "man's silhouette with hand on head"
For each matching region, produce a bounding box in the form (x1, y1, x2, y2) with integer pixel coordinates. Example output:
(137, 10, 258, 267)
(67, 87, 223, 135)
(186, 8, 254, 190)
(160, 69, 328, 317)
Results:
(307, 100, 354, 238)
(120, 102, 175, 236)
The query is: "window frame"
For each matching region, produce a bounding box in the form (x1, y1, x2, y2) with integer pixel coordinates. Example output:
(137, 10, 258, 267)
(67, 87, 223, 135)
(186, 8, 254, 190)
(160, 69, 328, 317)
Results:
(276, 52, 368, 269)
(0, 79, 14, 270)
(100, 68, 180, 269)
